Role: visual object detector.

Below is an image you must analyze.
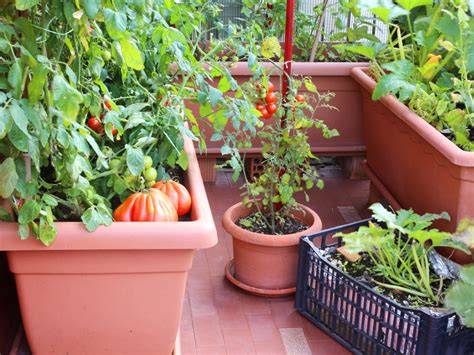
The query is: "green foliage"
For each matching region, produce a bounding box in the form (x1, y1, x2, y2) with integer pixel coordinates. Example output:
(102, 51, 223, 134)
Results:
(347, 0, 474, 151)
(445, 265, 474, 328)
(0, 0, 261, 245)
(336, 203, 471, 304)
(220, 72, 337, 235)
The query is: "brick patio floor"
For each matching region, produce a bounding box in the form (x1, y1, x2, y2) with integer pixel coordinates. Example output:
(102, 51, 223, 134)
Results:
(181, 166, 371, 354)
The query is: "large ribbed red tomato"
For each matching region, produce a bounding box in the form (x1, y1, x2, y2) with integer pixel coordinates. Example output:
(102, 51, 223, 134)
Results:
(152, 180, 192, 216)
(113, 189, 178, 222)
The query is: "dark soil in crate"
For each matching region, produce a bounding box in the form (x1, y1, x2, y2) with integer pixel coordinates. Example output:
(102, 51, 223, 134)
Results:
(324, 248, 453, 311)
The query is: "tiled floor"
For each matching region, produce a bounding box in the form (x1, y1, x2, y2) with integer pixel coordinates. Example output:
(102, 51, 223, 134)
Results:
(181, 165, 371, 355)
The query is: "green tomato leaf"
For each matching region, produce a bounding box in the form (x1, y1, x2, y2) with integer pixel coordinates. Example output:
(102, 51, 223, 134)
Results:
(397, 0, 432, 11)
(9, 100, 29, 136)
(38, 217, 57, 246)
(28, 64, 48, 103)
(15, 0, 40, 10)
(8, 60, 23, 99)
(18, 199, 41, 224)
(18, 223, 30, 240)
(104, 8, 127, 40)
(177, 150, 188, 170)
(81, 0, 100, 18)
(126, 145, 144, 176)
(0, 107, 12, 140)
(53, 75, 83, 120)
(209, 87, 223, 107)
(81, 205, 112, 232)
(120, 38, 144, 70)
(0, 158, 18, 198)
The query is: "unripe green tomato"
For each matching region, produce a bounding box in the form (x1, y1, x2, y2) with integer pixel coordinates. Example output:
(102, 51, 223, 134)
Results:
(110, 159, 122, 170)
(125, 174, 137, 184)
(143, 156, 153, 169)
(145, 180, 156, 188)
(102, 50, 112, 61)
(143, 167, 158, 182)
(232, 56, 239, 62)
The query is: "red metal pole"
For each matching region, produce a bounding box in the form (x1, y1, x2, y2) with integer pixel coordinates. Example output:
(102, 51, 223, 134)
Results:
(282, 0, 295, 126)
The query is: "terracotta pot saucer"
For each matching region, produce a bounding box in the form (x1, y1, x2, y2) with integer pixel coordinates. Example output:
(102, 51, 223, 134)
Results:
(224, 259, 296, 297)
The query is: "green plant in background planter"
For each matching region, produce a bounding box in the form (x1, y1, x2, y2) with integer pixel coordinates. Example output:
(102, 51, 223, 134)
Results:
(446, 264, 474, 328)
(220, 66, 338, 295)
(346, 0, 474, 151)
(0, 0, 261, 245)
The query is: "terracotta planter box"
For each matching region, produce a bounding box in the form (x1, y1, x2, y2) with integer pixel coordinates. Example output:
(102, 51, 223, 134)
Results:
(194, 62, 367, 157)
(0, 253, 20, 355)
(222, 202, 321, 297)
(0, 137, 217, 354)
(351, 67, 474, 235)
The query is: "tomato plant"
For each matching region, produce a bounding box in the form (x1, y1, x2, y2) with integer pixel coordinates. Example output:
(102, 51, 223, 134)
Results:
(0, 0, 262, 245)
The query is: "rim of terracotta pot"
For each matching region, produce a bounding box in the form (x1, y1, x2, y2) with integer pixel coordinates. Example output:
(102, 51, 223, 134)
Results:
(222, 202, 322, 247)
(351, 66, 474, 167)
(0, 135, 217, 251)
(226, 61, 368, 77)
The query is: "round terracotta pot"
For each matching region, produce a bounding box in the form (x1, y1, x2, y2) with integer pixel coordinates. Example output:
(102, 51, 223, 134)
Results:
(222, 203, 322, 293)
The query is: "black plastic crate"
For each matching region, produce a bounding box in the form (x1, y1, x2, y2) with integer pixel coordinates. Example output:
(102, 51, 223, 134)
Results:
(295, 219, 474, 355)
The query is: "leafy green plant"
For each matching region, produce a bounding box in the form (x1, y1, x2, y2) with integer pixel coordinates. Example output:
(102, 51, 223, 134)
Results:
(217, 66, 338, 235)
(0, 0, 261, 245)
(335, 203, 471, 304)
(343, 0, 474, 151)
(445, 264, 474, 327)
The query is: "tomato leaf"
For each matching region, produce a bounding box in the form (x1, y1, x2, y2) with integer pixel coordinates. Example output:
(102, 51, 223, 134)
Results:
(8, 60, 23, 99)
(0, 158, 18, 198)
(15, 0, 40, 10)
(126, 145, 144, 176)
(0, 207, 12, 222)
(81, 0, 100, 18)
(120, 38, 144, 70)
(18, 200, 41, 224)
(81, 205, 112, 232)
(53, 75, 83, 120)
(104, 8, 127, 40)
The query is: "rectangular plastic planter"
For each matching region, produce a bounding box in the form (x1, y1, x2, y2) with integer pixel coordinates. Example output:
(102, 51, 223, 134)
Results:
(295, 220, 474, 355)
(351, 67, 474, 234)
(0, 136, 217, 354)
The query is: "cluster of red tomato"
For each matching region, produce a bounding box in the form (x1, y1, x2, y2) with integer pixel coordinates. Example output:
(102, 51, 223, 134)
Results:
(255, 82, 278, 120)
(255, 82, 306, 119)
(87, 101, 118, 136)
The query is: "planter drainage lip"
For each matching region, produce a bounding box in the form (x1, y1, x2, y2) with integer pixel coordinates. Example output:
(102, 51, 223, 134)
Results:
(227, 62, 368, 77)
(222, 202, 322, 247)
(224, 258, 296, 297)
(0, 136, 218, 251)
(351, 66, 474, 167)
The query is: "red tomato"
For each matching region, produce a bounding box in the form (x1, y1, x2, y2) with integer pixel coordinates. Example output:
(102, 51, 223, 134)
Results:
(260, 108, 271, 119)
(267, 81, 275, 93)
(256, 103, 266, 112)
(87, 117, 101, 132)
(265, 92, 277, 104)
(103, 101, 112, 110)
(267, 103, 277, 114)
(152, 180, 192, 216)
(111, 127, 118, 136)
(295, 94, 305, 103)
(113, 189, 178, 222)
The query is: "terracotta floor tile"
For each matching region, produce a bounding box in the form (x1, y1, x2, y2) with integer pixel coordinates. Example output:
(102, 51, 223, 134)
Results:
(189, 288, 218, 317)
(301, 319, 335, 343)
(269, 297, 304, 328)
(246, 314, 281, 344)
(193, 315, 225, 348)
(239, 294, 272, 315)
(180, 323, 197, 355)
(222, 327, 256, 354)
(196, 345, 227, 355)
(253, 341, 286, 355)
(308, 340, 352, 355)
